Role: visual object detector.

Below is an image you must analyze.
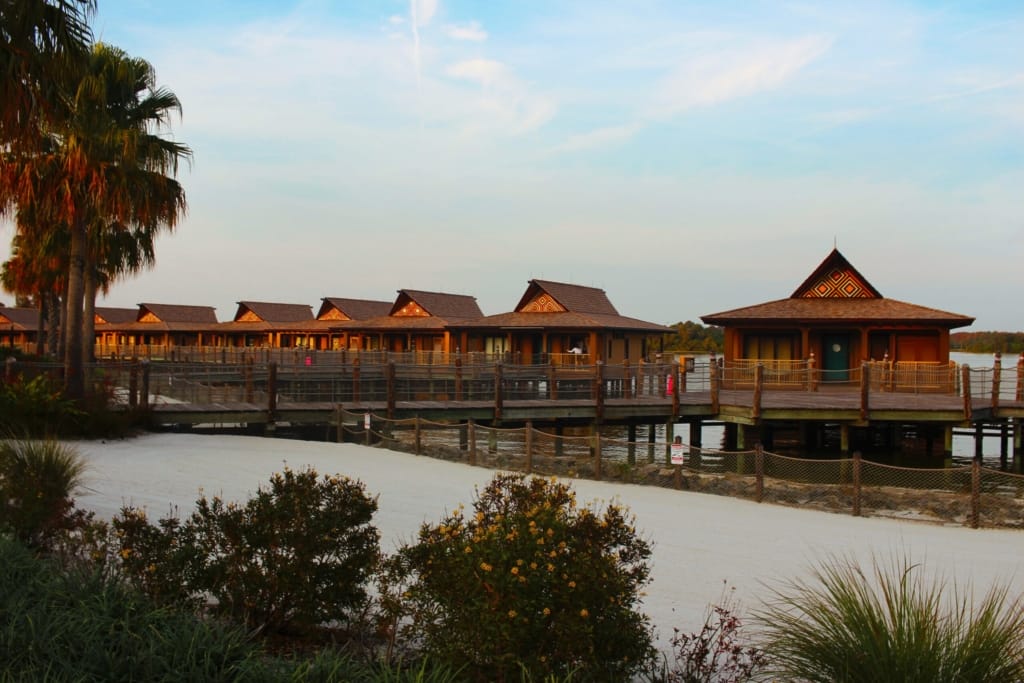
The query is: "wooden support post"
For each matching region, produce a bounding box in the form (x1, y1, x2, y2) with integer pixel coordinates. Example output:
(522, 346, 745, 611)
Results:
(690, 421, 703, 468)
(671, 362, 680, 420)
(244, 356, 254, 402)
(488, 425, 497, 454)
(1000, 421, 1009, 471)
(710, 360, 720, 414)
(970, 458, 981, 529)
(647, 423, 656, 464)
(1013, 418, 1023, 474)
(755, 443, 764, 503)
(593, 430, 602, 481)
(595, 362, 605, 422)
(944, 425, 954, 468)
(1016, 353, 1024, 402)
(469, 420, 477, 465)
(128, 362, 139, 408)
(525, 420, 533, 474)
(840, 423, 850, 455)
(962, 364, 972, 421)
(352, 356, 360, 404)
(853, 451, 862, 517)
(975, 422, 984, 460)
(627, 423, 637, 466)
(680, 358, 688, 393)
(386, 360, 396, 419)
(992, 352, 1002, 411)
(267, 361, 278, 416)
(548, 362, 557, 400)
(665, 420, 674, 465)
(752, 363, 763, 420)
(808, 352, 818, 392)
(860, 362, 869, 422)
(414, 416, 421, 455)
(623, 359, 632, 399)
(459, 420, 468, 451)
(365, 413, 371, 446)
(140, 360, 150, 411)
(455, 356, 463, 401)
(494, 362, 504, 423)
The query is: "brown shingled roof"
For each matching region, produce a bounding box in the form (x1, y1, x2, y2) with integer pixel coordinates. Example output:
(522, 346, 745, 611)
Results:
(391, 290, 483, 320)
(701, 298, 974, 328)
(517, 280, 619, 315)
(0, 307, 38, 330)
(317, 297, 393, 321)
(234, 301, 314, 324)
(95, 307, 139, 325)
(449, 311, 670, 333)
(138, 304, 219, 324)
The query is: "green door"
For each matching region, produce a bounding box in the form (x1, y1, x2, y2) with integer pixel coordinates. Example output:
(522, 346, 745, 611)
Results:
(822, 334, 851, 382)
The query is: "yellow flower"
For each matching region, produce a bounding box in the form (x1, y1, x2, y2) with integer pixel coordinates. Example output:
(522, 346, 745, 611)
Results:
(580, 608, 589, 618)
(530, 562, 538, 570)
(516, 559, 525, 566)
(511, 567, 520, 575)
(119, 548, 132, 559)
(480, 562, 493, 572)
(464, 546, 472, 554)
(568, 581, 576, 588)
(547, 563, 555, 572)
(543, 607, 551, 616)
(508, 610, 517, 619)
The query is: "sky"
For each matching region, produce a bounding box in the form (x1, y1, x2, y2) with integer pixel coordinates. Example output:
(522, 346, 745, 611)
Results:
(75, 432, 1024, 655)
(2, 0, 1023, 329)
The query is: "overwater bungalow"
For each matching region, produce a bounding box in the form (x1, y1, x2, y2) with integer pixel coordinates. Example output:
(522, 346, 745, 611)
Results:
(220, 301, 317, 349)
(315, 297, 393, 350)
(95, 303, 220, 358)
(0, 306, 39, 349)
(448, 279, 671, 365)
(336, 290, 484, 358)
(701, 248, 974, 389)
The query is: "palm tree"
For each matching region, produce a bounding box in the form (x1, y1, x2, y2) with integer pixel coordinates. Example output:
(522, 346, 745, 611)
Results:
(0, 0, 95, 150)
(1, 43, 190, 398)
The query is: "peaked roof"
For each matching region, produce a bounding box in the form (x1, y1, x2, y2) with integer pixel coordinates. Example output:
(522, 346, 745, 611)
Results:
(701, 249, 973, 328)
(390, 290, 483, 320)
(791, 248, 882, 299)
(138, 304, 219, 324)
(233, 301, 313, 324)
(317, 297, 393, 321)
(450, 280, 670, 333)
(515, 280, 620, 315)
(95, 307, 139, 325)
(0, 306, 38, 329)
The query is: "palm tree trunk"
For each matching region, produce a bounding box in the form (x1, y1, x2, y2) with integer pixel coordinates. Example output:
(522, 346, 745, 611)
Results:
(82, 266, 96, 366)
(63, 219, 86, 400)
(47, 292, 60, 356)
(35, 295, 47, 356)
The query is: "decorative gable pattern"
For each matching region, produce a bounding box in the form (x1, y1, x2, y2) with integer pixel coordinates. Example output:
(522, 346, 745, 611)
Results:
(237, 310, 262, 322)
(799, 267, 874, 299)
(521, 292, 567, 313)
(318, 308, 349, 321)
(394, 300, 430, 317)
(139, 311, 161, 323)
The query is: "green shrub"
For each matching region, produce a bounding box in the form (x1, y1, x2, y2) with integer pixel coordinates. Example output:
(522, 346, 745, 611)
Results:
(115, 466, 381, 637)
(755, 554, 1024, 682)
(0, 536, 266, 682)
(382, 473, 655, 682)
(0, 437, 87, 551)
(0, 373, 83, 435)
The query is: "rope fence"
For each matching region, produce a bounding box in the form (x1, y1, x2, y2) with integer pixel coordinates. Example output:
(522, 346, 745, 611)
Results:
(335, 407, 1024, 531)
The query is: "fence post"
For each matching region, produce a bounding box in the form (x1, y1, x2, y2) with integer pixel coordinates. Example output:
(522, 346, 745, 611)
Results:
(853, 451, 862, 517)
(992, 352, 1002, 411)
(962, 364, 972, 421)
(547, 361, 557, 400)
(386, 360, 396, 419)
(140, 360, 150, 411)
(468, 420, 477, 466)
(593, 431, 602, 481)
(352, 356, 360, 404)
(414, 416, 421, 455)
(970, 458, 981, 529)
(595, 362, 605, 422)
(710, 360, 720, 414)
(752, 363, 763, 420)
(755, 442, 764, 503)
(525, 420, 533, 474)
(494, 362, 504, 422)
(455, 356, 463, 401)
(860, 362, 869, 422)
(267, 361, 278, 418)
(128, 361, 139, 408)
(671, 361, 680, 421)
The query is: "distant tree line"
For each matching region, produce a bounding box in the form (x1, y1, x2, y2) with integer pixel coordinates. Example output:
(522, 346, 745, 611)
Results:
(950, 332, 1024, 354)
(662, 321, 723, 353)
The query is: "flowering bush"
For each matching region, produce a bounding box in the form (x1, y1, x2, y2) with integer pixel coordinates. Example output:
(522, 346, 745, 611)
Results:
(115, 466, 381, 637)
(382, 472, 654, 682)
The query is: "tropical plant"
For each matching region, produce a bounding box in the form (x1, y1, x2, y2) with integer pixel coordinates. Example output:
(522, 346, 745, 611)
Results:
(0, 436, 86, 550)
(755, 554, 1024, 682)
(0, 41, 190, 399)
(381, 473, 655, 682)
(115, 466, 381, 637)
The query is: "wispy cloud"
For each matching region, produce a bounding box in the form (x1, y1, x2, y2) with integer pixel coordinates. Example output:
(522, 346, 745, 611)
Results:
(445, 20, 487, 42)
(444, 58, 555, 134)
(556, 123, 643, 152)
(446, 58, 508, 86)
(650, 35, 833, 117)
